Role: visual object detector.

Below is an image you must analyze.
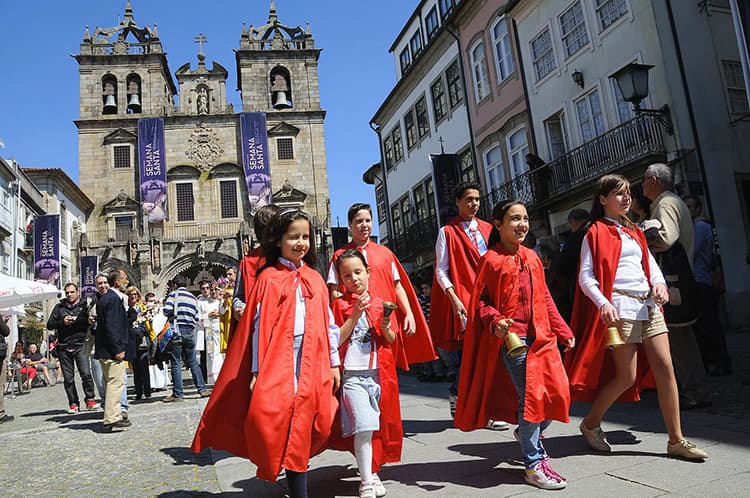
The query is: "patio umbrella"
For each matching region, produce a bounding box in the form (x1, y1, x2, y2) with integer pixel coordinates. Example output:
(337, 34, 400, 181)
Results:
(0, 273, 61, 308)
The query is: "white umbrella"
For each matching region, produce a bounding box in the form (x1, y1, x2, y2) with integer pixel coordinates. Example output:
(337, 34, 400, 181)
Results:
(0, 273, 61, 308)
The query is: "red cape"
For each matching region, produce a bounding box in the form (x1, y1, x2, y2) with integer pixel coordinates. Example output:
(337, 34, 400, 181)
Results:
(564, 220, 654, 402)
(191, 262, 337, 482)
(228, 249, 264, 344)
(330, 241, 436, 369)
(328, 294, 403, 471)
(454, 245, 571, 429)
(429, 217, 493, 351)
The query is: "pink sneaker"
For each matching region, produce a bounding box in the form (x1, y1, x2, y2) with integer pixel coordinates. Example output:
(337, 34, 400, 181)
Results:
(525, 458, 567, 490)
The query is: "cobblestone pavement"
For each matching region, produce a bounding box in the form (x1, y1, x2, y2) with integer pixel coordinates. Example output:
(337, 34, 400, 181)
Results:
(0, 330, 748, 497)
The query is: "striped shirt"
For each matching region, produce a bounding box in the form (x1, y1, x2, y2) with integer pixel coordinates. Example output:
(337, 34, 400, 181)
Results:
(163, 287, 199, 336)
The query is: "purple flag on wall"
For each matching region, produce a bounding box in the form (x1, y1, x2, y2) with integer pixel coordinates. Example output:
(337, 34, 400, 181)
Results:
(430, 154, 460, 226)
(34, 214, 61, 288)
(80, 256, 98, 300)
(240, 112, 272, 213)
(138, 117, 168, 223)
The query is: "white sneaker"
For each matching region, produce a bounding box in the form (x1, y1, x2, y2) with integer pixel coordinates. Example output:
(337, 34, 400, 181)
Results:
(359, 483, 376, 498)
(486, 419, 510, 431)
(525, 458, 567, 490)
(579, 420, 611, 452)
(449, 394, 457, 418)
(372, 474, 387, 497)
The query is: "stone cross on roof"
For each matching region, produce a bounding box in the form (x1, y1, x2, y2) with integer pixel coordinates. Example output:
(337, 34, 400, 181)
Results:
(194, 33, 207, 63)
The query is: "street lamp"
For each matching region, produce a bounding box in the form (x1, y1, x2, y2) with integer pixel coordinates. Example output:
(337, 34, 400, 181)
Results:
(610, 62, 673, 134)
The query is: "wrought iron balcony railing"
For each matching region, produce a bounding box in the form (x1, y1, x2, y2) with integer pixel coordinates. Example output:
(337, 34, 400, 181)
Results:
(84, 220, 242, 246)
(388, 215, 438, 263)
(479, 113, 667, 219)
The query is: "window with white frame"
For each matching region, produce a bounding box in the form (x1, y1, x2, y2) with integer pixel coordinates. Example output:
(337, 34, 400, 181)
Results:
(424, 177, 436, 219)
(175, 182, 195, 222)
(722, 60, 749, 115)
(375, 183, 386, 223)
(113, 145, 131, 169)
(507, 128, 530, 199)
(531, 28, 556, 82)
(413, 183, 427, 221)
(560, 1, 589, 58)
(425, 7, 440, 40)
(491, 18, 514, 83)
(575, 89, 606, 142)
(545, 112, 570, 160)
(1, 186, 9, 210)
(447, 61, 464, 107)
(470, 40, 490, 102)
(431, 78, 447, 122)
(383, 136, 394, 170)
(439, 0, 455, 20)
(219, 180, 239, 219)
(400, 195, 412, 227)
(392, 125, 404, 162)
(483, 144, 505, 193)
(595, 0, 628, 32)
(416, 96, 430, 138)
(276, 138, 294, 160)
(404, 110, 417, 149)
(400, 47, 411, 74)
(410, 31, 423, 58)
(391, 202, 403, 236)
(611, 79, 634, 124)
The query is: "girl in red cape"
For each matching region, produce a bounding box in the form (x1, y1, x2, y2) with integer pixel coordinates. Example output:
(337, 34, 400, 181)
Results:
(191, 209, 342, 498)
(454, 200, 575, 491)
(228, 204, 281, 346)
(327, 203, 435, 370)
(329, 249, 399, 498)
(564, 174, 708, 461)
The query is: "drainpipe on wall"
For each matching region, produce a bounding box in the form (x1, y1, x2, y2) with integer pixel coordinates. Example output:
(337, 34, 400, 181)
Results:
(368, 121, 395, 242)
(510, 18, 538, 155)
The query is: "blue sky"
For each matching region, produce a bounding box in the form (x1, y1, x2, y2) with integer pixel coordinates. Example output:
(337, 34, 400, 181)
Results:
(0, 0, 416, 233)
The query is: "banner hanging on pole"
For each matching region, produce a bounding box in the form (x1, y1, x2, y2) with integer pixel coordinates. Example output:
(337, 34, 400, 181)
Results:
(138, 117, 168, 223)
(33, 214, 61, 288)
(240, 112, 272, 214)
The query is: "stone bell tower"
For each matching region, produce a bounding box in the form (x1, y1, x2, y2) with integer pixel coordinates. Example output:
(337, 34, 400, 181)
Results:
(236, 0, 331, 228)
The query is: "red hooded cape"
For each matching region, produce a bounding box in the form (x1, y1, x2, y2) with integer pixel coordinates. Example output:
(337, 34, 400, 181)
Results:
(564, 220, 654, 402)
(191, 262, 337, 482)
(328, 294, 403, 471)
(429, 217, 493, 351)
(454, 245, 572, 429)
(330, 241, 436, 369)
(227, 249, 264, 345)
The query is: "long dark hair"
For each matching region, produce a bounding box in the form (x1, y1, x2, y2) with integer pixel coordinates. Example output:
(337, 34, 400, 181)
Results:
(487, 199, 525, 247)
(259, 208, 317, 272)
(590, 174, 635, 229)
(335, 249, 369, 274)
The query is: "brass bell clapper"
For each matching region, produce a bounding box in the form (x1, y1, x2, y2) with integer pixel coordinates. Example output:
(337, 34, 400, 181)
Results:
(605, 326, 625, 349)
(382, 301, 398, 317)
(505, 332, 528, 359)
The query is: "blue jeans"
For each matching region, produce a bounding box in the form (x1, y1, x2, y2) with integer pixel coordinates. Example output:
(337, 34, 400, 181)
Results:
(171, 334, 206, 397)
(502, 338, 550, 469)
(441, 348, 462, 397)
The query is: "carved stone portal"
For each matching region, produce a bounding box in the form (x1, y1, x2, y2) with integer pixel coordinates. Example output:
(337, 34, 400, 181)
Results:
(186, 123, 224, 171)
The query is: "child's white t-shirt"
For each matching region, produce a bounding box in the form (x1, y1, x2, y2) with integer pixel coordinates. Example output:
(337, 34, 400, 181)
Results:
(344, 313, 377, 370)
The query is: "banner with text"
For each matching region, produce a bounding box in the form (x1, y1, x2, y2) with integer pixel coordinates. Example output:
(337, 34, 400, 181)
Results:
(80, 255, 98, 300)
(430, 154, 460, 226)
(33, 214, 61, 288)
(138, 117, 168, 223)
(240, 112, 272, 213)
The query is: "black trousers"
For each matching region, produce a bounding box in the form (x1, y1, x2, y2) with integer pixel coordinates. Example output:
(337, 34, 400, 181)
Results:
(692, 283, 732, 369)
(58, 346, 96, 405)
(132, 350, 152, 397)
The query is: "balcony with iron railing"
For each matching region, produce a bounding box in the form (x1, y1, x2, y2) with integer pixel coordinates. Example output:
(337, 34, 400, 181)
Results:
(84, 220, 243, 247)
(388, 214, 439, 264)
(479, 114, 667, 219)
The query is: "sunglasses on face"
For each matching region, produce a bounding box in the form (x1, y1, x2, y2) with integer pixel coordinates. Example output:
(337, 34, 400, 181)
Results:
(127, 293, 139, 297)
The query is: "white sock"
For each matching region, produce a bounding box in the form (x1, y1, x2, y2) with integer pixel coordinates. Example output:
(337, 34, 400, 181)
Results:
(354, 431, 374, 485)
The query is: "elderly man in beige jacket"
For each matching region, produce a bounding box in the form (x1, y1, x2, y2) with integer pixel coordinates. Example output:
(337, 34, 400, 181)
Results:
(642, 163, 712, 410)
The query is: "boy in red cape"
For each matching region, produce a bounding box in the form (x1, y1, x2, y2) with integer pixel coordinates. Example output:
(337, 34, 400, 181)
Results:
(329, 249, 401, 498)
(328, 203, 435, 369)
(455, 200, 574, 490)
(192, 209, 340, 497)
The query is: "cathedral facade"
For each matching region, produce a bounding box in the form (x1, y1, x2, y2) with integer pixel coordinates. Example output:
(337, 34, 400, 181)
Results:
(74, 1, 330, 294)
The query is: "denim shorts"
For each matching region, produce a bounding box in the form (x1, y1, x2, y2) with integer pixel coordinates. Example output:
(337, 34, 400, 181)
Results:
(340, 370, 381, 437)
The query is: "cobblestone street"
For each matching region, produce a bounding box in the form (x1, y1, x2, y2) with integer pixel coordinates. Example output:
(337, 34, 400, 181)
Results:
(1, 331, 749, 497)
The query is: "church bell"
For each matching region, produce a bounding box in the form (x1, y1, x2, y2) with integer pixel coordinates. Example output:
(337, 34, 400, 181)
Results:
(103, 95, 117, 113)
(127, 93, 141, 113)
(273, 91, 292, 109)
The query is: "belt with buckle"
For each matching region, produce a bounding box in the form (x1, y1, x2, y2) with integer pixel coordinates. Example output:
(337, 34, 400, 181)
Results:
(612, 289, 651, 301)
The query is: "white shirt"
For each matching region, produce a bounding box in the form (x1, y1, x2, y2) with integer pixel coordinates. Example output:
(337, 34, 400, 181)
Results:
(579, 218, 666, 320)
(343, 313, 376, 371)
(198, 296, 221, 332)
(327, 241, 399, 286)
(434, 218, 487, 292)
(252, 258, 341, 372)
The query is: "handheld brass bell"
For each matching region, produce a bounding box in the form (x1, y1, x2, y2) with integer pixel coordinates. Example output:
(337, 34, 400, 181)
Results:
(382, 301, 398, 317)
(605, 326, 625, 349)
(505, 332, 528, 359)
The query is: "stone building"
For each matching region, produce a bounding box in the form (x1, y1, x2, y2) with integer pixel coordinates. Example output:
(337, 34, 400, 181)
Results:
(74, 1, 330, 295)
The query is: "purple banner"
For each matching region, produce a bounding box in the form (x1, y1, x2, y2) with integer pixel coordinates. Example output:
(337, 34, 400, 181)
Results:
(80, 256, 98, 300)
(430, 154, 460, 226)
(34, 214, 61, 288)
(240, 112, 272, 213)
(138, 117, 168, 223)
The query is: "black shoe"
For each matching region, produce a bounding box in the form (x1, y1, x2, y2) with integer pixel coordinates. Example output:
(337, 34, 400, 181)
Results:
(134, 395, 142, 401)
(0, 414, 14, 423)
(103, 418, 132, 432)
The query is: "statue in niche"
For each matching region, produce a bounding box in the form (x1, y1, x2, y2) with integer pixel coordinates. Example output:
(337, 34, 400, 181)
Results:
(197, 87, 209, 115)
(271, 74, 288, 92)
